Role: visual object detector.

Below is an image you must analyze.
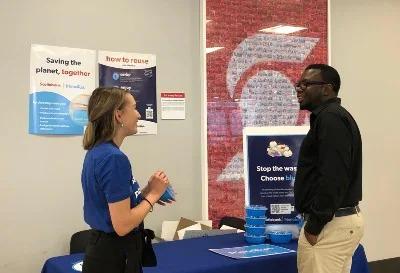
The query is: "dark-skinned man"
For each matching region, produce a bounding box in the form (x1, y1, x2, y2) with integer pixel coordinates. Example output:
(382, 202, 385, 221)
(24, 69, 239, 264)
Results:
(294, 64, 364, 273)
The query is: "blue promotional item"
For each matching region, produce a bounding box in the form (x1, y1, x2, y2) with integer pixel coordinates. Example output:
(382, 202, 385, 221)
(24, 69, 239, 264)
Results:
(244, 233, 267, 244)
(244, 224, 266, 236)
(159, 185, 175, 202)
(244, 205, 266, 244)
(268, 231, 292, 244)
(245, 216, 266, 226)
(245, 205, 267, 217)
(210, 243, 295, 259)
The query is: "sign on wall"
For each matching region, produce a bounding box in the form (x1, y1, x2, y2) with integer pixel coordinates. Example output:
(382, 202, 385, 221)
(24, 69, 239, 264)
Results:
(161, 92, 186, 120)
(98, 51, 157, 135)
(243, 126, 308, 226)
(29, 44, 95, 135)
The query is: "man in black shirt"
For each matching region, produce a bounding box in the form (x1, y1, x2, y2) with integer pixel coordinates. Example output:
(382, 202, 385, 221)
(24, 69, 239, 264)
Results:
(294, 64, 364, 273)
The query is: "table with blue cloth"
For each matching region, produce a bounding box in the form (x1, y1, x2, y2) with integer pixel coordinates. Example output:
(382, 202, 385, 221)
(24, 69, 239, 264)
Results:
(42, 233, 369, 273)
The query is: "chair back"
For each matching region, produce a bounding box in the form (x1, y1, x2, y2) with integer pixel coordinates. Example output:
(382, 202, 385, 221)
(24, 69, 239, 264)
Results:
(70, 229, 93, 254)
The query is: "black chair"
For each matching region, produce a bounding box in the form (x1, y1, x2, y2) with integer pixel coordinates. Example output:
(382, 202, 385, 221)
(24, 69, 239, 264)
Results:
(70, 229, 93, 254)
(219, 216, 245, 231)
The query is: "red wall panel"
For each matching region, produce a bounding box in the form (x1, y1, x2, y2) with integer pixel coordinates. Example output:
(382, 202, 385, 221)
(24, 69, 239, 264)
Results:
(206, 0, 328, 226)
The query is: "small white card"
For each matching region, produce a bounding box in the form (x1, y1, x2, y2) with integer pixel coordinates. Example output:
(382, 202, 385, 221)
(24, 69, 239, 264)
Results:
(161, 92, 185, 120)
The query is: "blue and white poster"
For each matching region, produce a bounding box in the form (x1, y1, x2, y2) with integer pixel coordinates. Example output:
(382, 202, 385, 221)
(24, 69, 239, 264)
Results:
(243, 127, 308, 226)
(209, 243, 295, 259)
(98, 51, 157, 135)
(29, 44, 96, 135)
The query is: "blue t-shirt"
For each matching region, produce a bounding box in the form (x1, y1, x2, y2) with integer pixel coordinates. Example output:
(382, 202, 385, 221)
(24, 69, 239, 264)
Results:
(81, 141, 142, 233)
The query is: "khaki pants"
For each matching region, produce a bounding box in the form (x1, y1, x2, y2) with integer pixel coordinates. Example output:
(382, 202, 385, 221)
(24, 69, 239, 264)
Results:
(297, 213, 364, 273)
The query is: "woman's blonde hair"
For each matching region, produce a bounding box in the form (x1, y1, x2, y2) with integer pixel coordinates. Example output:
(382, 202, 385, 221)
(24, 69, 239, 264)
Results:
(83, 87, 130, 150)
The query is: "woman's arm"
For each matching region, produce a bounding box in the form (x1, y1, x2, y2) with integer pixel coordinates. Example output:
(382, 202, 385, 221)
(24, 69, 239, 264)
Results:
(109, 193, 158, 236)
(109, 171, 169, 236)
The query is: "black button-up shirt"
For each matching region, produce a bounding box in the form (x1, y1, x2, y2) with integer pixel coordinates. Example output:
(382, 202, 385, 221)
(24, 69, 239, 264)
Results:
(294, 98, 362, 235)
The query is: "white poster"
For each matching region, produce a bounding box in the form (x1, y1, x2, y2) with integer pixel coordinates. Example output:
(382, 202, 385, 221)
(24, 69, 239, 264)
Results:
(161, 92, 185, 120)
(29, 44, 96, 135)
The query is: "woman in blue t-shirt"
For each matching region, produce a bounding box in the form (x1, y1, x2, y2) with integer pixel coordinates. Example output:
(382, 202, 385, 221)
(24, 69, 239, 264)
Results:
(81, 87, 170, 273)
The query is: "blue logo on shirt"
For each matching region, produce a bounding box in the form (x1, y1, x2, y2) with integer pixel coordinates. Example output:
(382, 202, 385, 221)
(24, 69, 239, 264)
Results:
(132, 177, 141, 199)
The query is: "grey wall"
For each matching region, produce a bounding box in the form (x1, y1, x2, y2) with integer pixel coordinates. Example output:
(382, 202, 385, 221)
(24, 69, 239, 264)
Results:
(330, 0, 400, 261)
(0, 1, 201, 272)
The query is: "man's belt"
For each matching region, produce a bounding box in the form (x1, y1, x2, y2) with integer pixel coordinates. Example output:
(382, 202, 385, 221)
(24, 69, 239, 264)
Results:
(335, 205, 360, 217)
(303, 205, 360, 221)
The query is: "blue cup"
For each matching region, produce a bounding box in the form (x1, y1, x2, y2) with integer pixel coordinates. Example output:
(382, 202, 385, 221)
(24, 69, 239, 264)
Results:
(244, 224, 265, 236)
(245, 216, 266, 226)
(245, 205, 267, 217)
(159, 185, 175, 202)
(268, 231, 292, 244)
(244, 233, 266, 244)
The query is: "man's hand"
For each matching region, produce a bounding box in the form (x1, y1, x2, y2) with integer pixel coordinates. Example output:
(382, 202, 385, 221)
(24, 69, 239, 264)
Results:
(304, 230, 318, 246)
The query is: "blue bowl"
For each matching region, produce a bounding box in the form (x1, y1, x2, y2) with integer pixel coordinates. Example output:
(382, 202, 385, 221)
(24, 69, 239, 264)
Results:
(244, 233, 266, 244)
(245, 216, 266, 226)
(245, 205, 267, 217)
(268, 231, 292, 244)
(159, 185, 175, 202)
(244, 224, 265, 236)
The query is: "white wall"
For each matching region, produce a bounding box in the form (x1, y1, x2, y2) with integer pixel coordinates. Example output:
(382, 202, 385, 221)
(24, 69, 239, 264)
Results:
(330, 0, 400, 261)
(0, 1, 201, 272)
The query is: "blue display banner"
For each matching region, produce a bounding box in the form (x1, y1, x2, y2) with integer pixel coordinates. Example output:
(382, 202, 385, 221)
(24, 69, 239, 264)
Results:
(244, 127, 308, 225)
(209, 243, 295, 259)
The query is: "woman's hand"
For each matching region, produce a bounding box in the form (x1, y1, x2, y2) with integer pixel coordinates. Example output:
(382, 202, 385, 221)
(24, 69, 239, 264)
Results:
(145, 170, 169, 204)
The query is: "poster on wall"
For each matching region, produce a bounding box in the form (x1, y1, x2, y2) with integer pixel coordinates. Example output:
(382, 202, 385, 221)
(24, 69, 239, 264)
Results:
(243, 126, 308, 229)
(29, 44, 95, 135)
(98, 51, 157, 135)
(206, 0, 328, 224)
(161, 92, 186, 120)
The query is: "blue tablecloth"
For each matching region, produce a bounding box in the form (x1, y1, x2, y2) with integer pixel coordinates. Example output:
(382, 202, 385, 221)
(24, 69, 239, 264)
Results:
(42, 233, 369, 273)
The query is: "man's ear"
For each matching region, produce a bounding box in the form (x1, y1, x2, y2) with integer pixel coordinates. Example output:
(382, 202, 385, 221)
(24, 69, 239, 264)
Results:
(323, 84, 335, 96)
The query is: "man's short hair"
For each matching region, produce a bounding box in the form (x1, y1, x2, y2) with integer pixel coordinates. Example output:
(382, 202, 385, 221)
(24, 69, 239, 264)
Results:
(305, 64, 341, 93)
